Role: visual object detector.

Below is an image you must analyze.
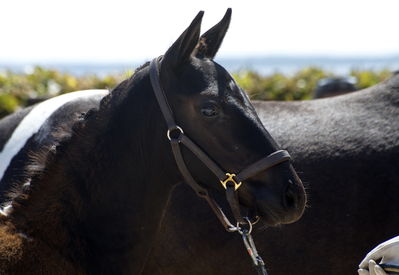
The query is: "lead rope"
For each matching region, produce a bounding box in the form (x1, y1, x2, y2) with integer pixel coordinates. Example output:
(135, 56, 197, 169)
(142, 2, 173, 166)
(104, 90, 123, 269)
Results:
(241, 229, 268, 275)
(227, 184, 268, 275)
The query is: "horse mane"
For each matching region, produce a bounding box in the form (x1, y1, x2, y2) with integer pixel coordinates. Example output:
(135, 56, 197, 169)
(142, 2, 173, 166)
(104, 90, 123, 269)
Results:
(2, 62, 151, 211)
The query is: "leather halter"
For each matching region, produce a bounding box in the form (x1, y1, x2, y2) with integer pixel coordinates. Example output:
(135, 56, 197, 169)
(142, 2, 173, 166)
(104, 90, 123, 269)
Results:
(149, 56, 291, 226)
(149, 57, 291, 275)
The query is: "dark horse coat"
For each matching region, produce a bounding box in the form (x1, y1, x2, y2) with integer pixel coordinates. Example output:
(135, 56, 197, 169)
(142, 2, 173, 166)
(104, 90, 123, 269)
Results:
(142, 74, 399, 275)
(0, 10, 306, 275)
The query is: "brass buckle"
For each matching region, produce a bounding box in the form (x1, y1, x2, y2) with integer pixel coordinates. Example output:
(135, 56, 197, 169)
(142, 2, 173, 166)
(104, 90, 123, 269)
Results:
(220, 173, 242, 191)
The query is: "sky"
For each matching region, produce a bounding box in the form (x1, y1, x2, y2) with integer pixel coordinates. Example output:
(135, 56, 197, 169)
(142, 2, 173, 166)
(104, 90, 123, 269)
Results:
(1, 0, 399, 63)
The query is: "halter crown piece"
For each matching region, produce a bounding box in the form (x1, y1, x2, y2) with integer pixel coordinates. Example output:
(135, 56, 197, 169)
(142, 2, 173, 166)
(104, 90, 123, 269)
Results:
(149, 57, 291, 275)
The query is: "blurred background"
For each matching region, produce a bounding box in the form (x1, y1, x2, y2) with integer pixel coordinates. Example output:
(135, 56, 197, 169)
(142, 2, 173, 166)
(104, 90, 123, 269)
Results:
(1, 0, 398, 117)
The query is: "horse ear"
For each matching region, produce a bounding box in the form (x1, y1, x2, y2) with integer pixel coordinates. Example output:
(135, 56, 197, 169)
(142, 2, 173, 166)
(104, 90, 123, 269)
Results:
(194, 8, 232, 59)
(162, 11, 204, 70)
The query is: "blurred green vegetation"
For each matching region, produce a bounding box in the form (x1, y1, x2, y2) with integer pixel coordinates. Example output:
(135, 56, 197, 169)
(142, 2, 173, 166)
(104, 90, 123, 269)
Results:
(232, 67, 391, 101)
(0, 66, 129, 118)
(0, 66, 392, 118)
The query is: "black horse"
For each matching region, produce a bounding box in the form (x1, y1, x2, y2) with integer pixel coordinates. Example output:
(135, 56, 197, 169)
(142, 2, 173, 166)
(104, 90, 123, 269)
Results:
(143, 73, 399, 274)
(313, 76, 358, 98)
(0, 10, 306, 274)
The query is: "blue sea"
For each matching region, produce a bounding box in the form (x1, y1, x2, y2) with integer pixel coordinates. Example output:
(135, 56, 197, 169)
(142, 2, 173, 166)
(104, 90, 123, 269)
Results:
(2, 56, 399, 76)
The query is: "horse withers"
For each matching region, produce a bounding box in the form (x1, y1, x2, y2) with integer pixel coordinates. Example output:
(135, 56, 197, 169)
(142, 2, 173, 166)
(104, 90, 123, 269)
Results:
(0, 9, 306, 274)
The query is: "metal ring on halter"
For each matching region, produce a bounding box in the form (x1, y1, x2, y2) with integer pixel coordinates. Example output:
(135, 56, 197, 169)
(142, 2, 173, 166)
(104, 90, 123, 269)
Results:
(237, 217, 253, 235)
(250, 215, 261, 225)
(226, 226, 240, 232)
(167, 126, 184, 141)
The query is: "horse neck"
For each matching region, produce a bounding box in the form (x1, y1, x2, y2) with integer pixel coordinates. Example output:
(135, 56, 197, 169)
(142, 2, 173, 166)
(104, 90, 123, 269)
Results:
(8, 70, 181, 273)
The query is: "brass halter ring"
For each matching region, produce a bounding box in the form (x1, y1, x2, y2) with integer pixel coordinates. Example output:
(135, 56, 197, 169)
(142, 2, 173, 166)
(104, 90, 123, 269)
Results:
(220, 173, 242, 191)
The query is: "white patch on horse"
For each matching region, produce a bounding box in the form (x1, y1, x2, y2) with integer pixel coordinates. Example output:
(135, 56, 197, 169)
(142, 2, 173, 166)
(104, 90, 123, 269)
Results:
(0, 89, 109, 181)
(0, 204, 12, 216)
(22, 180, 31, 188)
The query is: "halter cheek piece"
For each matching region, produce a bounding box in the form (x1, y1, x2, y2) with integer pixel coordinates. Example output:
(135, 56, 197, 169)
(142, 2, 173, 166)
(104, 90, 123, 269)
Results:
(150, 57, 291, 275)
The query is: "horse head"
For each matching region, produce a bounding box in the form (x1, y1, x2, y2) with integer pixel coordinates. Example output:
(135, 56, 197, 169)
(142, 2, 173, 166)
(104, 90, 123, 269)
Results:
(157, 9, 306, 226)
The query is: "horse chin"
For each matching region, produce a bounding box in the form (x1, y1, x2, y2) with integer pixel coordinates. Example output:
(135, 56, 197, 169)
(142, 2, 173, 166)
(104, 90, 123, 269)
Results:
(254, 204, 304, 227)
(250, 207, 284, 228)
(240, 202, 282, 228)
(237, 177, 306, 227)
(239, 188, 301, 227)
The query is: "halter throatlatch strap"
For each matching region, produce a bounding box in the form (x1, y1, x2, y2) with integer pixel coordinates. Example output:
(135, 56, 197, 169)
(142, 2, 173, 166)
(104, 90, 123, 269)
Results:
(150, 56, 287, 275)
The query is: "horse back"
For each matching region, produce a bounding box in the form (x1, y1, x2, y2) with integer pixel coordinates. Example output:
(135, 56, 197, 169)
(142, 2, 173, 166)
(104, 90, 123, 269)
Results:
(0, 107, 34, 151)
(0, 90, 108, 203)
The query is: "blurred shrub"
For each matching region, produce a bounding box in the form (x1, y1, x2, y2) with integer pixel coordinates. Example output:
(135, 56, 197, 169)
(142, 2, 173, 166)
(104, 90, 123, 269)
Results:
(233, 67, 391, 101)
(0, 93, 18, 118)
(0, 66, 393, 119)
(0, 66, 128, 118)
(350, 69, 392, 89)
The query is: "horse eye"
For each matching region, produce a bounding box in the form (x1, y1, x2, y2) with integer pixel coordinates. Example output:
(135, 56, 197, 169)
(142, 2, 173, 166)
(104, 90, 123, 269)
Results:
(200, 104, 219, 118)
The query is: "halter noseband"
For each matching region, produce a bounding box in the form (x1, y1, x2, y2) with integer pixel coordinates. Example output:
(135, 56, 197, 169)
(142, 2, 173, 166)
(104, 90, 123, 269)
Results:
(149, 57, 290, 275)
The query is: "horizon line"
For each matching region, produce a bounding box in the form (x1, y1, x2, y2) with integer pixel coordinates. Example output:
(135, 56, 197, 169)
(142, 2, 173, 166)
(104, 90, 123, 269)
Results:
(2, 53, 399, 65)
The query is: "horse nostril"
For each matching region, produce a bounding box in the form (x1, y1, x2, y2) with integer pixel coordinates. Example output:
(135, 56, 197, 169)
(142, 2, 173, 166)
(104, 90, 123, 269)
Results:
(284, 180, 297, 209)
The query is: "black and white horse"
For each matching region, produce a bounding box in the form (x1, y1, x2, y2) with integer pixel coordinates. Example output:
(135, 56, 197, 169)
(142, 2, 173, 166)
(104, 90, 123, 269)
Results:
(0, 10, 305, 274)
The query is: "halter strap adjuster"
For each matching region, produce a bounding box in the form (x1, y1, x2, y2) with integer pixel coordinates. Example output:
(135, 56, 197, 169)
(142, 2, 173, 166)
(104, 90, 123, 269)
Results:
(220, 173, 242, 191)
